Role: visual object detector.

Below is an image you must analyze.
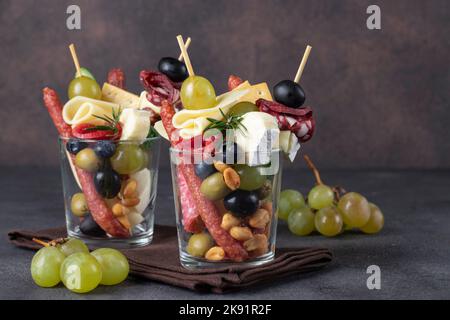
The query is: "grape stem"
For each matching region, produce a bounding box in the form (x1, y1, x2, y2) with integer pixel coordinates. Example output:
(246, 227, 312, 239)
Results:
(303, 155, 323, 185)
(32, 237, 67, 247)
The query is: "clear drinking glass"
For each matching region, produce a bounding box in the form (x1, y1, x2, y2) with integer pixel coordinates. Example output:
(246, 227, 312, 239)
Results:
(169, 146, 282, 269)
(59, 137, 160, 248)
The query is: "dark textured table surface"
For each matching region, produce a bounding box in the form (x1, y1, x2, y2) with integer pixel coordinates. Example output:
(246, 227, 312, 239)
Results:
(1, 167, 449, 300)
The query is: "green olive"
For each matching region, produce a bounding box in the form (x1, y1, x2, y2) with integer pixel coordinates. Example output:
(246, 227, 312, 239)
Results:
(200, 172, 231, 201)
(70, 193, 89, 217)
(228, 102, 259, 116)
(234, 165, 266, 191)
(75, 148, 100, 172)
(186, 233, 214, 257)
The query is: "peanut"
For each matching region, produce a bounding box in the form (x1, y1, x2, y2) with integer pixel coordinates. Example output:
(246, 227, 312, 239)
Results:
(248, 208, 270, 229)
(221, 212, 241, 231)
(261, 201, 273, 214)
(205, 246, 225, 261)
(122, 197, 140, 207)
(244, 234, 268, 252)
(223, 167, 240, 190)
(213, 161, 230, 173)
(112, 203, 124, 217)
(230, 226, 253, 241)
(123, 179, 138, 198)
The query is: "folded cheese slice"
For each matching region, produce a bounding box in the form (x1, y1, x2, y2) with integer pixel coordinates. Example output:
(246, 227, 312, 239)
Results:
(62, 96, 120, 126)
(101, 83, 140, 109)
(172, 88, 249, 139)
(139, 91, 161, 114)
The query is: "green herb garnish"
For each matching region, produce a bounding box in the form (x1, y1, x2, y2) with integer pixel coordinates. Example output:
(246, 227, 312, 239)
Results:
(205, 108, 247, 134)
(141, 125, 160, 150)
(88, 107, 122, 133)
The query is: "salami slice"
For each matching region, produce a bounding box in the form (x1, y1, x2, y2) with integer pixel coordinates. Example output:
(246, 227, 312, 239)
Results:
(140, 70, 181, 107)
(256, 98, 315, 143)
(228, 75, 243, 91)
(42, 87, 72, 138)
(177, 170, 204, 233)
(107, 68, 126, 89)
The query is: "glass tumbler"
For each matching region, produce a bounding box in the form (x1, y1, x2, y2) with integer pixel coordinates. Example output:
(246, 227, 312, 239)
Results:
(170, 147, 282, 269)
(59, 137, 160, 248)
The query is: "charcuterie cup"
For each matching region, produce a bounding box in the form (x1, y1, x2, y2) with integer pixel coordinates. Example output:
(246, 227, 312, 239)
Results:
(59, 137, 161, 248)
(170, 145, 282, 269)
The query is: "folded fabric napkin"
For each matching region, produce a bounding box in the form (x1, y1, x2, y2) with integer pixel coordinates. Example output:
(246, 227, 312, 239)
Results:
(8, 225, 333, 293)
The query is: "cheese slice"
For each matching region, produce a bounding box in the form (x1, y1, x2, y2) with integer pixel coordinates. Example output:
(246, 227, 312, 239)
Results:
(172, 88, 249, 139)
(139, 91, 161, 114)
(153, 120, 169, 140)
(237, 82, 273, 103)
(101, 83, 140, 109)
(279, 130, 301, 162)
(62, 96, 120, 126)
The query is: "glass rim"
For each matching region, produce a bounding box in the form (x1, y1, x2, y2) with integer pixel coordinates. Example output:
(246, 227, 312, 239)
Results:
(169, 146, 281, 153)
(59, 135, 161, 144)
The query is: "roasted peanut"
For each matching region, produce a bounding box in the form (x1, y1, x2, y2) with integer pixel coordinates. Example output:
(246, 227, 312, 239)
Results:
(122, 197, 140, 207)
(112, 203, 124, 217)
(223, 167, 240, 190)
(221, 212, 241, 231)
(123, 179, 138, 198)
(230, 226, 253, 241)
(244, 234, 268, 252)
(213, 160, 230, 173)
(249, 208, 270, 229)
(261, 201, 273, 214)
(205, 246, 225, 261)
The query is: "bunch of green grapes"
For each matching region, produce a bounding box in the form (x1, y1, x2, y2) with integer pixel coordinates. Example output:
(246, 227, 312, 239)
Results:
(30, 238, 129, 293)
(281, 156, 384, 237)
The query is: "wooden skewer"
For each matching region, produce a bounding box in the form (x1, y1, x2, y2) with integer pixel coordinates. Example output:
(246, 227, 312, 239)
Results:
(69, 43, 82, 77)
(178, 37, 191, 61)
(294, 45, 312, 84)
(176, 35, 194, 76)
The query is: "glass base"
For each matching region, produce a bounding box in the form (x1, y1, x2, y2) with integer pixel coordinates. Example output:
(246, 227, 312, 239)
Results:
(68, 227, 153, 249)
(179, 250, 275, 270)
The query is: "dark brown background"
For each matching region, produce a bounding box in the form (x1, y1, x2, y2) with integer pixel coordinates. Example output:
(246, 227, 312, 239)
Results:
(0, 0, 448, 169)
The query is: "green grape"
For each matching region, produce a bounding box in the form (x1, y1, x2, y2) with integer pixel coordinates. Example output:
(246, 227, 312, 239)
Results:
(111, 143, 146, 174)
(180, 75, 216, 110)
(58, 238, 89, 257)
(360, 203, 384, 234)
(287, 206, 315, 236)
(281, 189, 305, 208)
(235, 165, 266, 191)
(278, 189, 305, 220)
(228, 102, 259, 116)
(278, 196, 292, 221)
(31, 247, 65, 287)
(308, 184, 334, 210)
(337, 192, 371, 228)
(186, 233, 214, 257)
(91, 248, 129, 285)
(60, 252, 102, 293)
(68, 76, 102, 100)
(315, 206, 343, 237)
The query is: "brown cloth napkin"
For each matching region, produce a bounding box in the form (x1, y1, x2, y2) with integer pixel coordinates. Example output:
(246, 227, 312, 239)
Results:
(8, 225, 332, 293)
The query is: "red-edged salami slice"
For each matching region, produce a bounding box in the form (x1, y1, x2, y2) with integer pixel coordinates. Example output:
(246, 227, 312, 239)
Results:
(140, 70, 180, 107)
(256, 98, 315, 143)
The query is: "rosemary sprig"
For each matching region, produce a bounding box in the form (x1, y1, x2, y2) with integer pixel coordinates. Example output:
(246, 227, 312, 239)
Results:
(87, 107, 122, 133)
(205, 108, 247, 134)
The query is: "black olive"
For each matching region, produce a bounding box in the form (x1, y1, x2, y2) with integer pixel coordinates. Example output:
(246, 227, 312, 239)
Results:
(80, 215, 106, 237)
(273, 80, 306, 108)
(158, 57, 189, 82)
(93, 168, 121, 198)
(224, 190, 259, 217)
